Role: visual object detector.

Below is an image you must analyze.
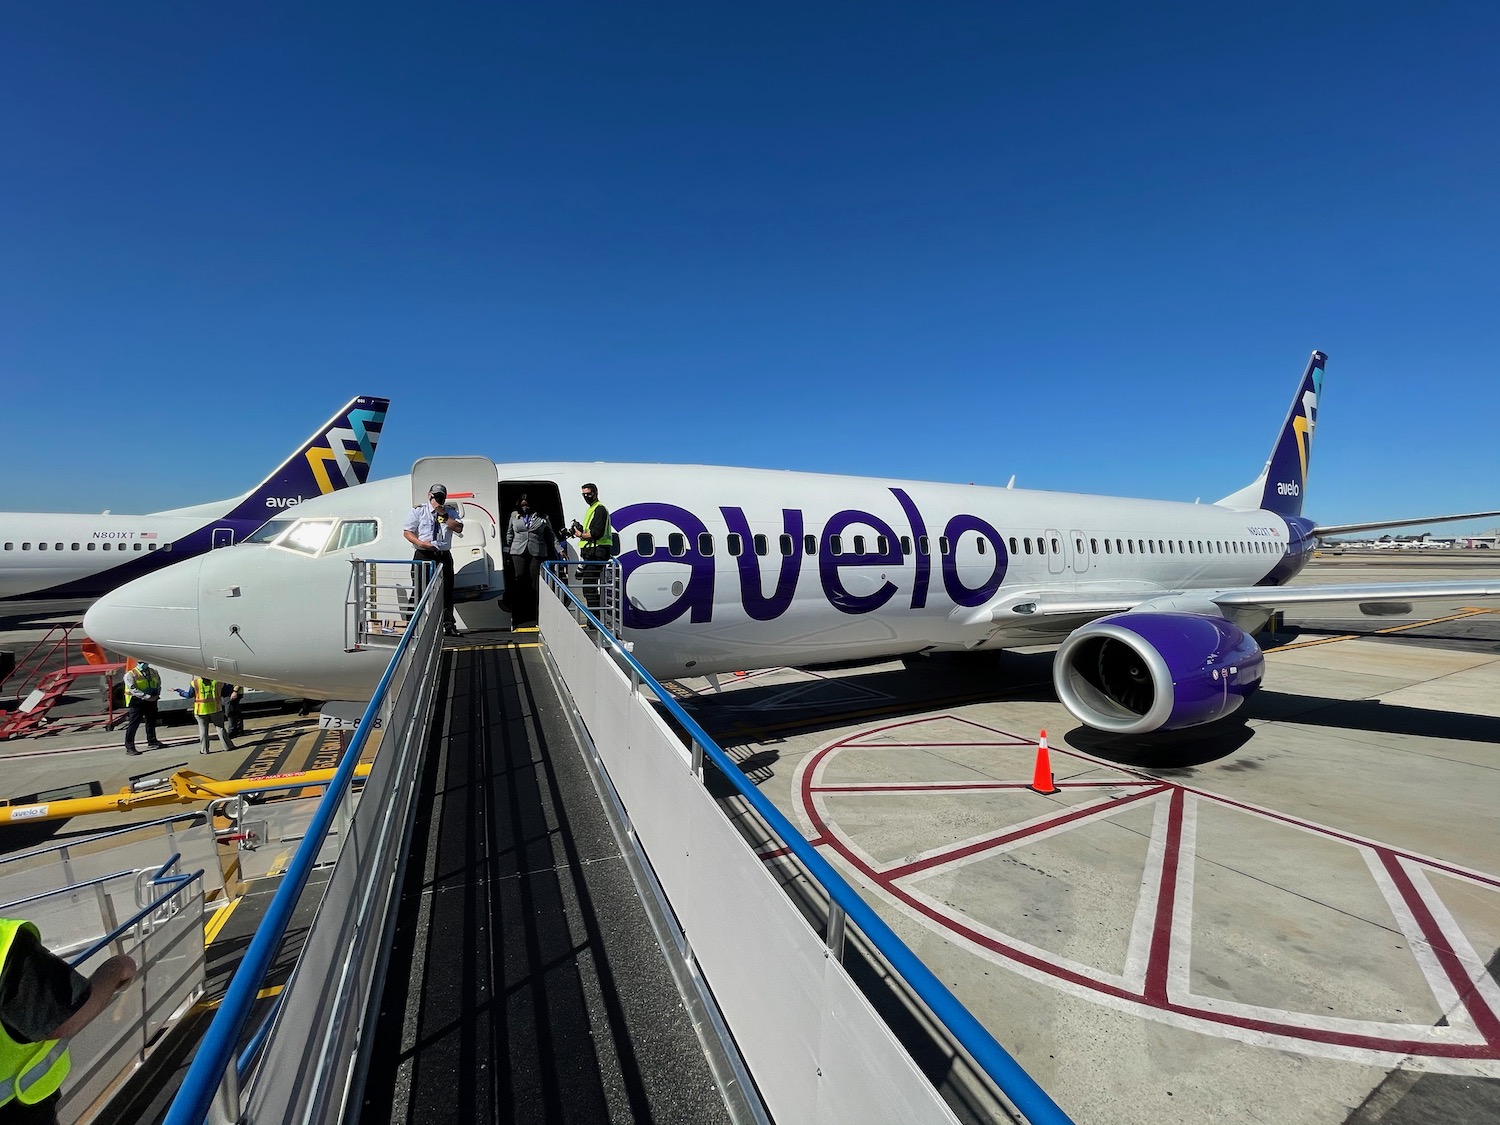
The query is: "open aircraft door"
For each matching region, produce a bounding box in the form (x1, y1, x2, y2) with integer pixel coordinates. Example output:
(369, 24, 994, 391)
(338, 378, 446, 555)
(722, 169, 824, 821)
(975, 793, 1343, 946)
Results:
(412, 456, 500, 599)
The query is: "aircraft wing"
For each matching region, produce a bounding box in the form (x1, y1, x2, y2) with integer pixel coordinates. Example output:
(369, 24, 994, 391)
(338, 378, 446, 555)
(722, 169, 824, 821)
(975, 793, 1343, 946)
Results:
(1204, 580, 1500, 613)
(959, 580, 1500, 627)
(1310, 509, 1500, 537)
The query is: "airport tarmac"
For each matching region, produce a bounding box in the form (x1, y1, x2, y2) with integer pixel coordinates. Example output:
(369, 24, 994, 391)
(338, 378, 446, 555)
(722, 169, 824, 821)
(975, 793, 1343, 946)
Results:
(4, 557, 1498, 1123)
(670, 555, 1500, 1125)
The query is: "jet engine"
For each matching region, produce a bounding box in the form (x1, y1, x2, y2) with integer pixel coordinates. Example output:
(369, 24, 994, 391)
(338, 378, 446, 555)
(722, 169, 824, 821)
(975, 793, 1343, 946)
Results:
(1052, 611, 1265, 734)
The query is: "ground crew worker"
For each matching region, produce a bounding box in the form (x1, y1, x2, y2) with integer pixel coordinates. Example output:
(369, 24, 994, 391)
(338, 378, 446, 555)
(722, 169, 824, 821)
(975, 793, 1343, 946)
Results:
(0, 917, 137, 1125)
(564, 482, 613, 611)
(175, 675, 237, 755)
(122, 659, 166, 757)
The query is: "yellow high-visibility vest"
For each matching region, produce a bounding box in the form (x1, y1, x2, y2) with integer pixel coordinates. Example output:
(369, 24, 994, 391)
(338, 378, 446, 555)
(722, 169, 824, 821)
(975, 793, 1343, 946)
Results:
(0, 919, 72, 1109)
(192, 678, 221, 716)
(125, 665, 160, 706)
(580, 502, 614, 549)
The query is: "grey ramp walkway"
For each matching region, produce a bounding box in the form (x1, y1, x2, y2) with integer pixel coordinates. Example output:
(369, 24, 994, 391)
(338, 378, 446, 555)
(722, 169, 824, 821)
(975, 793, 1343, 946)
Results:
(360, 640, 734, 1125)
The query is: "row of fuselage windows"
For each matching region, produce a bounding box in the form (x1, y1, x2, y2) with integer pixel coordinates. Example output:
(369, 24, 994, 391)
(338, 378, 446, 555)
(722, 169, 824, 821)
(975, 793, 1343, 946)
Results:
(2, 541, 168, 553)
(633, 531, 1288, 560)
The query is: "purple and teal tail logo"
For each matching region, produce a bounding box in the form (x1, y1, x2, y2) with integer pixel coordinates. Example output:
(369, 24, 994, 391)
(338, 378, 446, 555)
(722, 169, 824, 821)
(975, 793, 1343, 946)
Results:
(223, 395, 390, 523)
(305, 401, 387, 494)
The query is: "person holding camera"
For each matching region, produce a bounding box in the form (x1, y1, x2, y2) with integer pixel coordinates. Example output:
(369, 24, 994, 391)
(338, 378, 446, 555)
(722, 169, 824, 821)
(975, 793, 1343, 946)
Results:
(403, 483, 465, 636)
(563, 482, 613, 610)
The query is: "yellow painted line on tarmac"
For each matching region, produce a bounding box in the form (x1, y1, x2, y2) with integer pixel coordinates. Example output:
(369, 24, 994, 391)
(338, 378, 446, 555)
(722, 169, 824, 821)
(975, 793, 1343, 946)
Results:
(267, 849, 293, 877)
(1266, 608, 1492, 652)
(203, 898, 240, 945)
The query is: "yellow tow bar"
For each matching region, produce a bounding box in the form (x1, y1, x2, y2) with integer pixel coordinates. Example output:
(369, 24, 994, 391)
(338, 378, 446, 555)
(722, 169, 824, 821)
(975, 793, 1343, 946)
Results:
(0, 764, 373, 825)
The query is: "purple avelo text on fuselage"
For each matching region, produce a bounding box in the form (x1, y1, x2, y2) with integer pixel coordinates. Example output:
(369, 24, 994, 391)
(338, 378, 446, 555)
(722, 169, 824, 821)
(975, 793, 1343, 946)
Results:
(612, 488, 1011, 629)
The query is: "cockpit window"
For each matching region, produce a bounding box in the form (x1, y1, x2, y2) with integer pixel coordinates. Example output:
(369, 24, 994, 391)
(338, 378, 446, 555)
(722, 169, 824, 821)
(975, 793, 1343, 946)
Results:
(247, 520, 295, 545)
(279, 519, 337, 556)
(332, 519, 379, 551)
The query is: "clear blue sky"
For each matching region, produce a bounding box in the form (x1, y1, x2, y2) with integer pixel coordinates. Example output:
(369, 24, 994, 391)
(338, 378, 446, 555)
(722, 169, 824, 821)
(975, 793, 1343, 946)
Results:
(3, 3, 1497, 534)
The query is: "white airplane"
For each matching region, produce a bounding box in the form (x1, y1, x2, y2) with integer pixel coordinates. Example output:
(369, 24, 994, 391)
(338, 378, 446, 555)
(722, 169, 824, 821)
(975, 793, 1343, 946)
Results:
(83, 353, 1500, 737)
(0, 395, 389, 612)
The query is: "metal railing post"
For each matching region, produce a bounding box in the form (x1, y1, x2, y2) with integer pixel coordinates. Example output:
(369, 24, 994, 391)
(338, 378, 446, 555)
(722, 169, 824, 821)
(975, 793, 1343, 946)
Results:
(825, 903, 847, 964)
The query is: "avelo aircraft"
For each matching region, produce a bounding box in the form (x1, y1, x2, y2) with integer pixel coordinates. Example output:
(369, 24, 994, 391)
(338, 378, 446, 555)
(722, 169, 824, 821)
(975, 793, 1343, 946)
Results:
(0, 395, 388, 611)
(83, 354, 1500, 736)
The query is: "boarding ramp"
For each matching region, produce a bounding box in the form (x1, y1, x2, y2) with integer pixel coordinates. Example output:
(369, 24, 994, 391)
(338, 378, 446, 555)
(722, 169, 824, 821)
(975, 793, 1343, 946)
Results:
(164, 578, 445, 1125)
(164, 560, 1070, 1124)
(0, 856, 205, 1125)
(538, 568, 1071, 1125)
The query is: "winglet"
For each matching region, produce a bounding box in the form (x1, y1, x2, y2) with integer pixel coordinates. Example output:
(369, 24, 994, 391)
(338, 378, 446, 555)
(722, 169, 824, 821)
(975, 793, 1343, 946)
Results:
(1216, 351, 1325, 516)
(219, 395, 390, 524)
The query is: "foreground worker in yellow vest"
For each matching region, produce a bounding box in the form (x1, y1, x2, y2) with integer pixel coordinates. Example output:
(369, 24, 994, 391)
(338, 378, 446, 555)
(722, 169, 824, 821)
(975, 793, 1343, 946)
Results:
(0, 918, 137, 1125)
(174, 675, 239, 755)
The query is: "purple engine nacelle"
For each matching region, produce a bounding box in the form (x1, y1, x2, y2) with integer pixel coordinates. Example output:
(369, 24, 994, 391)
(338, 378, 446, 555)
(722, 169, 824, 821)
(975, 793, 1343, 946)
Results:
(1053, 611, 1266, 734)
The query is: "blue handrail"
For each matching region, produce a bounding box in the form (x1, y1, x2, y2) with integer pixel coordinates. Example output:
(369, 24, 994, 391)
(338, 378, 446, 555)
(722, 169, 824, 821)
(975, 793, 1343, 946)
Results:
(543, 568, 1074, 1125)
(164, 583, 437, 1125)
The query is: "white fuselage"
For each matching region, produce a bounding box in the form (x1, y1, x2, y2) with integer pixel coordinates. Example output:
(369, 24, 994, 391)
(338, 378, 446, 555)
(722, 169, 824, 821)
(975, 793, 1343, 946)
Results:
(82, 463, 1300, 700)
(0, 510, 210, 603)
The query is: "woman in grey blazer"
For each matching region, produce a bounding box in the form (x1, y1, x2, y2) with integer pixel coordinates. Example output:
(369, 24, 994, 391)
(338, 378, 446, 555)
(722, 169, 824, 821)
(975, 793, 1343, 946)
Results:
(505, 494, 556, 626)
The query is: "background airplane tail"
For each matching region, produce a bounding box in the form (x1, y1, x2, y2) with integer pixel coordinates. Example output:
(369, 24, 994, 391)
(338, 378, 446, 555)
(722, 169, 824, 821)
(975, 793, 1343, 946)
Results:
(1215, 351, 1325, 517)
(219, 395, 390, 524)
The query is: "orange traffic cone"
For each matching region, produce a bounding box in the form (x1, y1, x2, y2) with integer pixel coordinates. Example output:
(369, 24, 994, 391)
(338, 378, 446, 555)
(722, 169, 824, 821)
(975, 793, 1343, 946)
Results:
(1028, 729, 1058, 794)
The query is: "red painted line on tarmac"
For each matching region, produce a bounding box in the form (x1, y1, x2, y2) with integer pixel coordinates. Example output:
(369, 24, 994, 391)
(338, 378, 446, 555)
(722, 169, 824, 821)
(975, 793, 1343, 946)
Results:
(880, 785, 1168, 881)
(1187, 790, 1500, 893)
(1380, 852, 1500, 1050)
(814, 780, 1159, 794)
(856, 839, 1495, 1057)
(1143, 787, 1185, 1005)
(950, 715, 1500, 893)
(799, 722, 1500, 1060)
(839, 740, 1036, 748)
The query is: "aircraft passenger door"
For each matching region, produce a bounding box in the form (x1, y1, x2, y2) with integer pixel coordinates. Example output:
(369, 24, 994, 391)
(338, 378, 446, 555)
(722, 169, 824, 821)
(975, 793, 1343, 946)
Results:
(412, 456, 500, 595)
(1044, 527, 1066, 575)
(212, 527, 234, 549)
(1068, 529, 1089, 573)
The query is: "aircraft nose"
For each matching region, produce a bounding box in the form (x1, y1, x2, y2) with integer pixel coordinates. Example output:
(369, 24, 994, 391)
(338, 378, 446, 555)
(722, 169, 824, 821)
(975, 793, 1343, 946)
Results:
(83, 558, 205, 666)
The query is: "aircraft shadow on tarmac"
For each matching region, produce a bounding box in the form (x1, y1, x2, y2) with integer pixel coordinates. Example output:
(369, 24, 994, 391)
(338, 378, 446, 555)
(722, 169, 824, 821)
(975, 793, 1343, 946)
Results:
(1065, 723, 1256, 771)
(1247, 690, 1500, 744)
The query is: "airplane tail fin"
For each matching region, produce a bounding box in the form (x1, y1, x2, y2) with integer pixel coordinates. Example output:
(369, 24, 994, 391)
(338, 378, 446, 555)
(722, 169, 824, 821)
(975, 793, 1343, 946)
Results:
(219, 395, 390, 524)
(1215, 350, 1325, 517)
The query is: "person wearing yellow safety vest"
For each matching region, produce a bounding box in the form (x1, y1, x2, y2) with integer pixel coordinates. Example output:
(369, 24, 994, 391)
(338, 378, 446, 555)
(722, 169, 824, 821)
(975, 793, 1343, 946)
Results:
(0, 918, 136, 1125)
(173, 675, 238, 756)
(564, 481, 614, 611)
(122, 659, 166, 757)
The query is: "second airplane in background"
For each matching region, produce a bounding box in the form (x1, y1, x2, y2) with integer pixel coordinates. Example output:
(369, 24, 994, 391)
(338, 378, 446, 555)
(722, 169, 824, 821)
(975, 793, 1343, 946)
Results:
(0, 395, 389, 610)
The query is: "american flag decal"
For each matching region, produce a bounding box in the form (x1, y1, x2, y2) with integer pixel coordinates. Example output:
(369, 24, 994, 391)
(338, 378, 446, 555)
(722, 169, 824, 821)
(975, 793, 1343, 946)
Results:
(141, 532, 159, 540)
